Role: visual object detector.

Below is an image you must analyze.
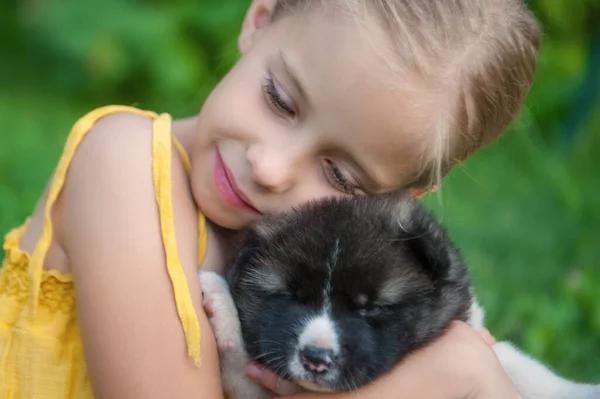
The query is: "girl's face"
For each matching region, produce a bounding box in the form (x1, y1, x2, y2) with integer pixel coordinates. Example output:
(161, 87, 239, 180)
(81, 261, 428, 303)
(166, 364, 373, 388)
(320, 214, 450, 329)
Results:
(191, 0, 434, 229)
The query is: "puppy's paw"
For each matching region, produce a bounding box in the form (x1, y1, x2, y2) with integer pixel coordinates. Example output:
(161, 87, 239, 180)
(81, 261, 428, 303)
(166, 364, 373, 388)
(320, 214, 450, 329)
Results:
(198, 271, 244, 354)
(199, 271, 230, 300)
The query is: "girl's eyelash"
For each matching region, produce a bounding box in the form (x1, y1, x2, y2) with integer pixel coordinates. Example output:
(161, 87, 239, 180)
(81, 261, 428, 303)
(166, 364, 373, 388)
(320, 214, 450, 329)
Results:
(263, 76, 295, 117)
(325, 159, 359, 195)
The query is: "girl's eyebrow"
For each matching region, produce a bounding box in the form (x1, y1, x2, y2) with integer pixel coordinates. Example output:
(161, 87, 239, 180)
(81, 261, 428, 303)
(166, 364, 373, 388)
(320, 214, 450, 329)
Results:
(278, 50, 309, 105)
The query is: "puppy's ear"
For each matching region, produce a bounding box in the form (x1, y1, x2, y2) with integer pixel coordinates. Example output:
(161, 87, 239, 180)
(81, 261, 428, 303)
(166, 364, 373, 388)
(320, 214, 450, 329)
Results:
(385, 193, 458, 283)
(404, 221, 452, 283)
(380, 191, 419, 231)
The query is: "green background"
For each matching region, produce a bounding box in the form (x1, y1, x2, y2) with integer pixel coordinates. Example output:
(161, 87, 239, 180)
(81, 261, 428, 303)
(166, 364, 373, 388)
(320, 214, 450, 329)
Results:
(1, 0, 599, 382)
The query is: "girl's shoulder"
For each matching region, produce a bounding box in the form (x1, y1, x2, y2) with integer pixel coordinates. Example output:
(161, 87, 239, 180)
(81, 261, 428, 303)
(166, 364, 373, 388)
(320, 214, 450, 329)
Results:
(21, 105, 200, 277)
(61, 104, 201, 265)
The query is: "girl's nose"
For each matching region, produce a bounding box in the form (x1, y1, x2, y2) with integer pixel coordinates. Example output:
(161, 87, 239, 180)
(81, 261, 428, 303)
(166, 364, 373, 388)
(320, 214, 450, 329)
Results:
(246, 143, 299, 194)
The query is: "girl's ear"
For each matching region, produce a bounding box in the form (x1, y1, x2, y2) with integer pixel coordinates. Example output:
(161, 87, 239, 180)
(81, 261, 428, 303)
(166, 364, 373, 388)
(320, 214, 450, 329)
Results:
(412, 185, 438, 199)
(239, 0, 277, 54)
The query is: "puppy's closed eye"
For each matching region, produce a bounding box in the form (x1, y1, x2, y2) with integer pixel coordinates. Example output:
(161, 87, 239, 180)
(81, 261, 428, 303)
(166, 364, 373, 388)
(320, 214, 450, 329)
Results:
(355, 304, 387, 318)
(349, 295, 390, 319)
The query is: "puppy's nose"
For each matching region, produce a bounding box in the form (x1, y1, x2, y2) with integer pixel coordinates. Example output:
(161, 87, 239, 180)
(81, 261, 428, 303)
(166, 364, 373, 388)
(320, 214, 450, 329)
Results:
(300, 346, 334, 374)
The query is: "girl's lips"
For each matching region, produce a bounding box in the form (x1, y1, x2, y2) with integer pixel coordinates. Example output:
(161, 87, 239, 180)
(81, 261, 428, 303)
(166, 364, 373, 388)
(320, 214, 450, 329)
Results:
(214, 150, 260, 213)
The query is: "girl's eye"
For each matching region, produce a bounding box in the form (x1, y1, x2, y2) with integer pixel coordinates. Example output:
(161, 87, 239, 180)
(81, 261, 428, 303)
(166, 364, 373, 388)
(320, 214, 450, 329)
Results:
(324, 159, 360, 195)
(263, 76, 296, 118)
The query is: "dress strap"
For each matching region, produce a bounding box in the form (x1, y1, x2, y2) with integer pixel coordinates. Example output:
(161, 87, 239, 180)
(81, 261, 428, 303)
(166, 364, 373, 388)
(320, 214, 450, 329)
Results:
(171, 136, 208, 267)
(25, 105, 157, 319)
(152, 114, 202, 366)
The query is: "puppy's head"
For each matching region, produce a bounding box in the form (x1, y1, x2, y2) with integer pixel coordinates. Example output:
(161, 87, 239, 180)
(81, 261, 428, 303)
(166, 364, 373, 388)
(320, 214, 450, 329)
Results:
(228, 193, 472, 391)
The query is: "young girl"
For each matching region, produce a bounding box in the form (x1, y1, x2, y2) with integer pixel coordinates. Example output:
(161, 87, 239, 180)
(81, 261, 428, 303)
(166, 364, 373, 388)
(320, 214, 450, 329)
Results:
(0, 0, 540, 398)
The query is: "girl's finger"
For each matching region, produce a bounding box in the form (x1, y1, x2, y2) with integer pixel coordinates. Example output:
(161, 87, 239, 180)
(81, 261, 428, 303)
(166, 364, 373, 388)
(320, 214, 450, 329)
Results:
(245, 362, 303, 397)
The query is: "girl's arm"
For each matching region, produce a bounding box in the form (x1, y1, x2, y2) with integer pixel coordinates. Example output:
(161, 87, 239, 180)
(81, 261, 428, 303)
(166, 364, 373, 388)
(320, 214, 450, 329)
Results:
(58, 113, 223, 398)
(250, 322, 519, 399)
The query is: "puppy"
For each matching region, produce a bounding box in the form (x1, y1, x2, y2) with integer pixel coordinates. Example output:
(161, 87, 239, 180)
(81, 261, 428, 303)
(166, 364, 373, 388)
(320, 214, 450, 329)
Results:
(200, 193, 600, 399)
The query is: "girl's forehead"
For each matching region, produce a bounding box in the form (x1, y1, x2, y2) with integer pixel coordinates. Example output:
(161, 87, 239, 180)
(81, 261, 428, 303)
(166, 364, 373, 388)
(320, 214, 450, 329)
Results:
(264, 12, 435, 189)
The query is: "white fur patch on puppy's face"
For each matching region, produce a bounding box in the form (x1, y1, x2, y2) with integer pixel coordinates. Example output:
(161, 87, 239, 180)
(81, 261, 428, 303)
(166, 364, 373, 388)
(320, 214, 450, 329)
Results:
(288, 314, 341, 384)
(298, 315, 340, 353)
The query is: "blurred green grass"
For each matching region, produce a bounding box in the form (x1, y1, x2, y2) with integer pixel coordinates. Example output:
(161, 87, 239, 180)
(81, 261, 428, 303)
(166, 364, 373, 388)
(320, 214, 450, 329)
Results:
(1, 0, 599, 383)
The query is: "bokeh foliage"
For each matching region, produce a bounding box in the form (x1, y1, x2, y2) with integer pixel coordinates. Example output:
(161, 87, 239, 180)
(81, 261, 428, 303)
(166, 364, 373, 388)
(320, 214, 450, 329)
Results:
(1, 0, 599, 382)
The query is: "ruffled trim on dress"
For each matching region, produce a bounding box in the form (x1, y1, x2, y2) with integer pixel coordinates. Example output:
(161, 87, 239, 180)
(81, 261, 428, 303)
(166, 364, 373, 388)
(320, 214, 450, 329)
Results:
(1, 224, 75, 314)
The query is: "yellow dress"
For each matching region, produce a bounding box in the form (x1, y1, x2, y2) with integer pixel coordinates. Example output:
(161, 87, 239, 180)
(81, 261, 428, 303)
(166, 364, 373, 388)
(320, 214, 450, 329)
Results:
(0, 105, 208, 398)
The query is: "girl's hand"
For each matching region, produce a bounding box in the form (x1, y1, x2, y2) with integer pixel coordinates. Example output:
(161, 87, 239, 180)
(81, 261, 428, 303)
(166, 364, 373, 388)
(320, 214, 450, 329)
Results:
(247, 321, 518, 399)
(245, 362, 304, 397)
(383, 321, 518, 399)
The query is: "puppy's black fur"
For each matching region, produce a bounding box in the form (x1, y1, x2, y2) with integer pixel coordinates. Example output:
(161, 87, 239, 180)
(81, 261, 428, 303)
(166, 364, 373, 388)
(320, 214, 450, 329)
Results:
(226, 193, 473, 390)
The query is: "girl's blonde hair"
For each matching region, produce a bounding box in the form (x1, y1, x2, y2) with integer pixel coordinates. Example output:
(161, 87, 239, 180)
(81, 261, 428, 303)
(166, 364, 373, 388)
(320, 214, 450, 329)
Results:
(273, 0, 541, 189)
